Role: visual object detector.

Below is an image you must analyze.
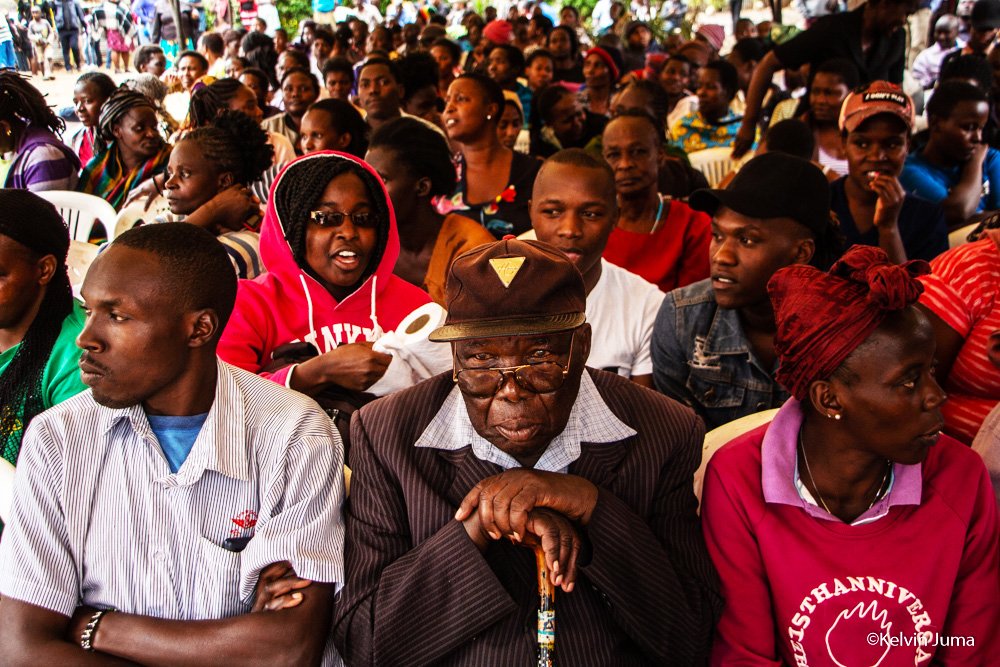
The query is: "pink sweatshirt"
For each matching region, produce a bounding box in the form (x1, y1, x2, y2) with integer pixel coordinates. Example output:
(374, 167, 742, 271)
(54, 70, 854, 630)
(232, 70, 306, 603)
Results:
(702, 400, 1000, 666)
(218, 152, 432, 386)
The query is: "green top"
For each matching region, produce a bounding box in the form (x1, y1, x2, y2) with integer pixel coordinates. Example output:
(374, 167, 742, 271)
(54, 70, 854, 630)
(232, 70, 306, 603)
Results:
(1, 300, 88, 465)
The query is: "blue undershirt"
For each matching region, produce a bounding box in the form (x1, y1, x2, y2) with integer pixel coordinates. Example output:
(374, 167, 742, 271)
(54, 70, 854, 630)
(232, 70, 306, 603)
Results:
(147, 413, 209, 473)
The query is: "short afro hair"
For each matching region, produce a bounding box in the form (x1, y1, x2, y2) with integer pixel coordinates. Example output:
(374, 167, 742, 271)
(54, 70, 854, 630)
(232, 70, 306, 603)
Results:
(112, 223, 238, 331)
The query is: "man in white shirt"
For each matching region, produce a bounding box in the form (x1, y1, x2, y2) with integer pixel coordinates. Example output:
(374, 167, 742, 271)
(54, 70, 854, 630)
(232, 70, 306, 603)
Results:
(0, 223, 345, 666)
(530, 148, 664, 387)
(913, 14, 964, 88)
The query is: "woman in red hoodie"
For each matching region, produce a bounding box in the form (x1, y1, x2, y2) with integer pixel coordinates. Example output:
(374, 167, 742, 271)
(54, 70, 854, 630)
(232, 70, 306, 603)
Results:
(218, 151, 434, 398)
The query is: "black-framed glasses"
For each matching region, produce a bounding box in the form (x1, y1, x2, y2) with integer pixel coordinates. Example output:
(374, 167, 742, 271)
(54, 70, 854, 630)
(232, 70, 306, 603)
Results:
(309, 210, 378, 228)
(452, 331, 575, 397)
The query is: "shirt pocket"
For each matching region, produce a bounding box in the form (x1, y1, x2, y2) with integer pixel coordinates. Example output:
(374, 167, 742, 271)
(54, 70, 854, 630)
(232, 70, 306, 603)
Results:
(196, 536, 245, 619)
(686, 364, 746, 409)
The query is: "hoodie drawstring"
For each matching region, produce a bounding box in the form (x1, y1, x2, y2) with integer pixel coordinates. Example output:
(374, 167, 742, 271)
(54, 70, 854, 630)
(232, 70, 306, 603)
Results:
(300, 272, 384, 343)
(299, 274, 317, 340)
(369, 274, 384, 340)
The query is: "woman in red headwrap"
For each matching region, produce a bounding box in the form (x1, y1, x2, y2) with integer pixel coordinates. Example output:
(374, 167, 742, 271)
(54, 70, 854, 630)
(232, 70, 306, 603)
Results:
(701, 245, 999, 666)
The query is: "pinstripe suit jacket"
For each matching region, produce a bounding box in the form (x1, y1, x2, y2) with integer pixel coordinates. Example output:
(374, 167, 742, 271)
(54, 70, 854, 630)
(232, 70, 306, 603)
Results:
(333, 369, 723, 666)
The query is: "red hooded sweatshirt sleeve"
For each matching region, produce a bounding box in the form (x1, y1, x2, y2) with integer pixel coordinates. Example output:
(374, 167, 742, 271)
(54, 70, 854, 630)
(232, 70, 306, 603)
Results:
(218, 152, 432, 387)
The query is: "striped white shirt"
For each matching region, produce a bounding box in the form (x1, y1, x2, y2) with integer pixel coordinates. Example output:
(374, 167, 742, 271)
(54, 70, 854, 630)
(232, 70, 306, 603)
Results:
(0, 361, 345, 664)
(414, 370, 636, 472)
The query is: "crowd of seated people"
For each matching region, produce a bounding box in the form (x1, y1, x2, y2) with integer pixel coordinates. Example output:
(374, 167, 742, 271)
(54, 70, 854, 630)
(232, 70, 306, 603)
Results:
(0, 1, 998, 665)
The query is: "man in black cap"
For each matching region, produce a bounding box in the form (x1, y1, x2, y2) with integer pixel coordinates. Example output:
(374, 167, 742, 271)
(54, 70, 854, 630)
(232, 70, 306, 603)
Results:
(940, 0, 1000, 71)
(333, 237, 721, 665)
(651, 153, 845, 431)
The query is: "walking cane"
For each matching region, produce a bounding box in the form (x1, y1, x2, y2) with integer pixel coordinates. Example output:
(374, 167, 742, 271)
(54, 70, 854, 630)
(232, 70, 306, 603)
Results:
(533, 544, 556, 667)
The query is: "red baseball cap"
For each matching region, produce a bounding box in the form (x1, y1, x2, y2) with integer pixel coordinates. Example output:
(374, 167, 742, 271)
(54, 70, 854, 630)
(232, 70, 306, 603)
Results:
(839, 81, 915, 133)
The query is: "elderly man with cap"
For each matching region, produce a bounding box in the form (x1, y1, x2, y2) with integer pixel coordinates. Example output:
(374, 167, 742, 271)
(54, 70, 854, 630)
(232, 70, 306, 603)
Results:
(332, 237, 722, 665)
(652, 153, 845, 431)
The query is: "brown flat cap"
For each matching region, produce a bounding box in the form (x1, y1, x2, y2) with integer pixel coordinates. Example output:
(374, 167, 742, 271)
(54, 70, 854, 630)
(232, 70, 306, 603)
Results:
(429, 237, 587, 342)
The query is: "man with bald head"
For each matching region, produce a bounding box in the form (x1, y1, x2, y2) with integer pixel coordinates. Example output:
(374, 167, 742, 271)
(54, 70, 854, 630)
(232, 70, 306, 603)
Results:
(333, 236, 721, 665)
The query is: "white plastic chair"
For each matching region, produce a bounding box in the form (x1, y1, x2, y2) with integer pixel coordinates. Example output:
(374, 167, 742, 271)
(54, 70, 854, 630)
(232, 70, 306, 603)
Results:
(948, 222, 980, 248)
(115, 195, 172, 238)
(36, 190, 118, 243)
(687, 147, 744, 188)
(67, 240, 101, 299)
(695, 408, 780, 511)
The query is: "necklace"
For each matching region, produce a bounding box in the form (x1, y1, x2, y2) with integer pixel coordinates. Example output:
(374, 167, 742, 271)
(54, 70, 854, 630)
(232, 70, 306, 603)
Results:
(798, 431, 892, 517)
(648, 193, 666, 234)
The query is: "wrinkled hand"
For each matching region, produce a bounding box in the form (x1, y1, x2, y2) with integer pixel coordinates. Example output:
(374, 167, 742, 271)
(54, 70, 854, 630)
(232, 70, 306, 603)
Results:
(252, 561, 312, 612)
(731, 122, 756, 159)
(455, 469, 599, 542)
(870, 173, 905, 231)
(520, 508, 583, 592)
(190, 186, 262, 235)
(321, 343, 392, 390)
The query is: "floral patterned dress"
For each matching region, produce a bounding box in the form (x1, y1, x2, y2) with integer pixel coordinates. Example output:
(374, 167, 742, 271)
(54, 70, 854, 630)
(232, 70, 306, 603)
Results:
(436, 151, 541, 239)
(668, 108, 758, 155)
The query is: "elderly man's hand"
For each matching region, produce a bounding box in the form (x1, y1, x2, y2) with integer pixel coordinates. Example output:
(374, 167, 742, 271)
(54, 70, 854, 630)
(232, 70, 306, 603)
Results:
(455, 469, 598, 543)
(520, 508, 583, 592)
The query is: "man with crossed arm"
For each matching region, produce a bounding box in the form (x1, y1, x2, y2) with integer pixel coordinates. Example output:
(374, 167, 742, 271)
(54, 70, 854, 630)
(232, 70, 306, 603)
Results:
(0, 223, 344, 666)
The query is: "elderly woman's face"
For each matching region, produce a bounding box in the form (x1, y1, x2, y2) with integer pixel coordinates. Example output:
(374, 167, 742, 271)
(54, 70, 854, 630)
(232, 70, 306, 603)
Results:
(113, 106, 163, 160)
(825, 308, 946, 465)
(454, 327, 590, 465)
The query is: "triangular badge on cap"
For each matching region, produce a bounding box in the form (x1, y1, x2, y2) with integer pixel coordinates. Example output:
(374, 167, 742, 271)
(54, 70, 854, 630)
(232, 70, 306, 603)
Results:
(489, 256, 526, 288)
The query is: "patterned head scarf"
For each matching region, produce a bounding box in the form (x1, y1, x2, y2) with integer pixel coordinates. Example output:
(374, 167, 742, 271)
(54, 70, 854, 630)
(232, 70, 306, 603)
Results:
(768, 245, 930, 400)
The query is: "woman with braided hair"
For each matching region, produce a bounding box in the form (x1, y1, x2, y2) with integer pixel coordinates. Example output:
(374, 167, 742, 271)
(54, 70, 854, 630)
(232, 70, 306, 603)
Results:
(77, 87, 170, 211)
(218, 151, 437, 403)
(185, 77, 295, 164)
(0, 190, 86, 477)
(701, 245, 999, 665)
(155, 110, 273, 278)
(0, 71, 81, 191)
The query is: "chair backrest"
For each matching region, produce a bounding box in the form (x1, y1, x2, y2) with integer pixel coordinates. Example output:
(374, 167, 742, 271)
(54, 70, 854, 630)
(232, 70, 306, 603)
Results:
(67, 240, 101, 299)
(114, 194, 172, 239)
(35, 190, 119, 243)
(695, 408, 780, 511)
(687, 147, 739, 188)
(948, 222, 981, 248)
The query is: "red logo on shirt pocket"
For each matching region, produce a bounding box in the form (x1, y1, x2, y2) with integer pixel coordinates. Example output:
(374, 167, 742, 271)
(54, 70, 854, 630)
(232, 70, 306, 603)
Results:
(229, 509, 258, 536)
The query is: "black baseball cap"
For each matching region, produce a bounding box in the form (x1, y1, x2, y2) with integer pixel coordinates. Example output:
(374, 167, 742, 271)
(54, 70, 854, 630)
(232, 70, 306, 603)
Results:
(688, 152, 831, 236)
(972, 0, 1000, 30)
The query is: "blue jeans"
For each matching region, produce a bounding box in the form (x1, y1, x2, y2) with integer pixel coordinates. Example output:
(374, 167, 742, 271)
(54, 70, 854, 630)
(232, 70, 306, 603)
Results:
(0, 40, 15, 69)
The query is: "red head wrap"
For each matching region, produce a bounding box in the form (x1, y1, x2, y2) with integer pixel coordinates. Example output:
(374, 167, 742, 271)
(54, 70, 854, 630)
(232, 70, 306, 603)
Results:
(768, 245, 931, 400)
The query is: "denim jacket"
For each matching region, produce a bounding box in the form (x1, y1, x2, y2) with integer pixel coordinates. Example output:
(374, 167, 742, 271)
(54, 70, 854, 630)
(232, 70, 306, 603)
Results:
(651, 279, 789, 431)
